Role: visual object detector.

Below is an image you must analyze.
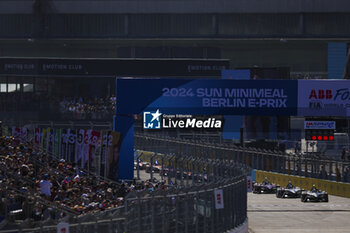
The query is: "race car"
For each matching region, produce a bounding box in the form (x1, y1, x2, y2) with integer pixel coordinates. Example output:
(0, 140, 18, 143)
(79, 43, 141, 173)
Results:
(276, 186, 303, 198)
(276, 181, 304, 198)
(253, 182, 279, 194)
(301, 188, 328, 202)
(134, 159, 149, 170)
(145, 160, 162, 173)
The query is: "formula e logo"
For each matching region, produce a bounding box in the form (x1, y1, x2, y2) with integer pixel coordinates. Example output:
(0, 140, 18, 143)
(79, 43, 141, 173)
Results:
(143, 109, 162, 129)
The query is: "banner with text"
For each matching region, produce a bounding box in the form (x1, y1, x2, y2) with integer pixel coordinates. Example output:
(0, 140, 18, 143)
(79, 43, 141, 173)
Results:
(116, 79, 298, 116)
(298, 80, 350, 116)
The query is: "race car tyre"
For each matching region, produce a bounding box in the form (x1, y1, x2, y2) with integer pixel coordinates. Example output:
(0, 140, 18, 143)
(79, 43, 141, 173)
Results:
(253, 187, 261, 194)
(276, 190, 283, 198)
(301, 194, 307, 202)
(323, 195, 329, 202)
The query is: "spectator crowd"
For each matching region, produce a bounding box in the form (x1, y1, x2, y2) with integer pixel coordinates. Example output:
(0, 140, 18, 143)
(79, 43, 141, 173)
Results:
(59, 96, 116, 120)
(0, 136, 168, 222)
(0, 93, 116, 120)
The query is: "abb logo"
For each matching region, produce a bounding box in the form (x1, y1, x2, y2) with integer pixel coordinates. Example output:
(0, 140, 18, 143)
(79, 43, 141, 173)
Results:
(309, 90, 332, 100)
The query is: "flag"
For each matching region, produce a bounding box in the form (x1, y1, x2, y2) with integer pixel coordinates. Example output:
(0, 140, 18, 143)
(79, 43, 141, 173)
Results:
(61, 129, 68, 161)
(67, 129, 76, 163)
(75, 129, 84, 166)
(34, 128, 41, 152)
(82, 130, 91, 168)
(107, 131, 121, 181)
(88, 130, 100, 169)
(54, 129, 61, 158)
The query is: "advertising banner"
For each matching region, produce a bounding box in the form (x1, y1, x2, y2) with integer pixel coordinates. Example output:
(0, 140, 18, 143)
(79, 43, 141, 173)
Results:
(304, 121, 336, 130)
(57, 222, 69, 233)
(75, 129, 84, 166)
(61, 129, 68, 161)
(100, 131, 110, 178)
(247, 176, 252, 192)
(41, 128, 47, 150)
(88, 130, 100, 170)
(34, 128, 41, 151)
(298, 80, 350, 116)
(221, 69, 250, 140)
(116, 79, 298, 116)
(82, 130, 91, 168)
(214, 189, 224, 209)
(67, 129, 76, 163)
(47, 128, 54, 154)
(54, 129, 61, 157)
(107, 131, 122, 181)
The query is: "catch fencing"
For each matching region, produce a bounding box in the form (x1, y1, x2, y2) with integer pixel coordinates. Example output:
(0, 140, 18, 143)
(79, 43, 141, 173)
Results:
(135, 132, 350, 183)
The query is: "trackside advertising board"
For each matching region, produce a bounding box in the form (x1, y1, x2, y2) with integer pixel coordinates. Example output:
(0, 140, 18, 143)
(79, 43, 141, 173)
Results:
(304, 121, 336, 130)
(298, 80, 350, 116)
(116, 79, 350, 116)
(114, 79, 350, 180)
(116, 79, 298, 115)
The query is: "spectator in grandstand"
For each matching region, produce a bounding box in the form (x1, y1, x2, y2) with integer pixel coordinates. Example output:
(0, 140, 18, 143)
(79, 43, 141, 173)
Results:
(40, 174, 52, 198)
(0, 135, 170, 221)
(59, 96, 116, 120)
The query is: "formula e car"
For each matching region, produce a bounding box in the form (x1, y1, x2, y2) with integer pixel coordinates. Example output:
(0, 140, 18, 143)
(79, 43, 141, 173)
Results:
(145, 160, 162, 173)
(276, 187, 303, 198)
(301, 190, 328, 202)
(134, 159, 149, 170)
(253, 182, 279, 194)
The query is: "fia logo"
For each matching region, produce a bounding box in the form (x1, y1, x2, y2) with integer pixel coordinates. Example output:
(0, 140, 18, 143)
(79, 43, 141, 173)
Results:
(309, 101, 323, 109)
(143, 109, 162, 129)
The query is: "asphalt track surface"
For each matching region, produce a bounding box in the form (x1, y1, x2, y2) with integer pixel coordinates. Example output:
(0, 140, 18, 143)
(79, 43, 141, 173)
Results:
(135, 169, 350, 233)
(248, 192, 350, 233)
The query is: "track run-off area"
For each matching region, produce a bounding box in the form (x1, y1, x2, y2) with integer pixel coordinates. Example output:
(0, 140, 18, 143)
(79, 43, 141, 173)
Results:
(248, 193, 350, 233)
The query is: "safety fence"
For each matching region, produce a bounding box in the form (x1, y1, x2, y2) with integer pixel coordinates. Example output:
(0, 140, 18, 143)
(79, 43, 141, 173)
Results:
(135, 133, 350, 184)
(0, 131, 249, 233)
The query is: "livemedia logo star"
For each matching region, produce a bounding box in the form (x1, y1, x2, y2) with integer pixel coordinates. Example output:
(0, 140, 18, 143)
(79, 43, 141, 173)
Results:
(143, 109, 162, 129)
(143, 109, 223, 129)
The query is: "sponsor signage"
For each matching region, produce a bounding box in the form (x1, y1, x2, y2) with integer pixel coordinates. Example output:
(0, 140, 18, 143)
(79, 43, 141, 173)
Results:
(304, 121, 336, 130)
(247, 176, 252, 192)
(298, 80, 350, 116)
(143, 109, 222, 129)
(214, 189, 224, 209)
(57, 222, 69, 233)
(0, 58, 228, 77)
(117, 78, 350, 117)
(116, 79, 298, 115)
